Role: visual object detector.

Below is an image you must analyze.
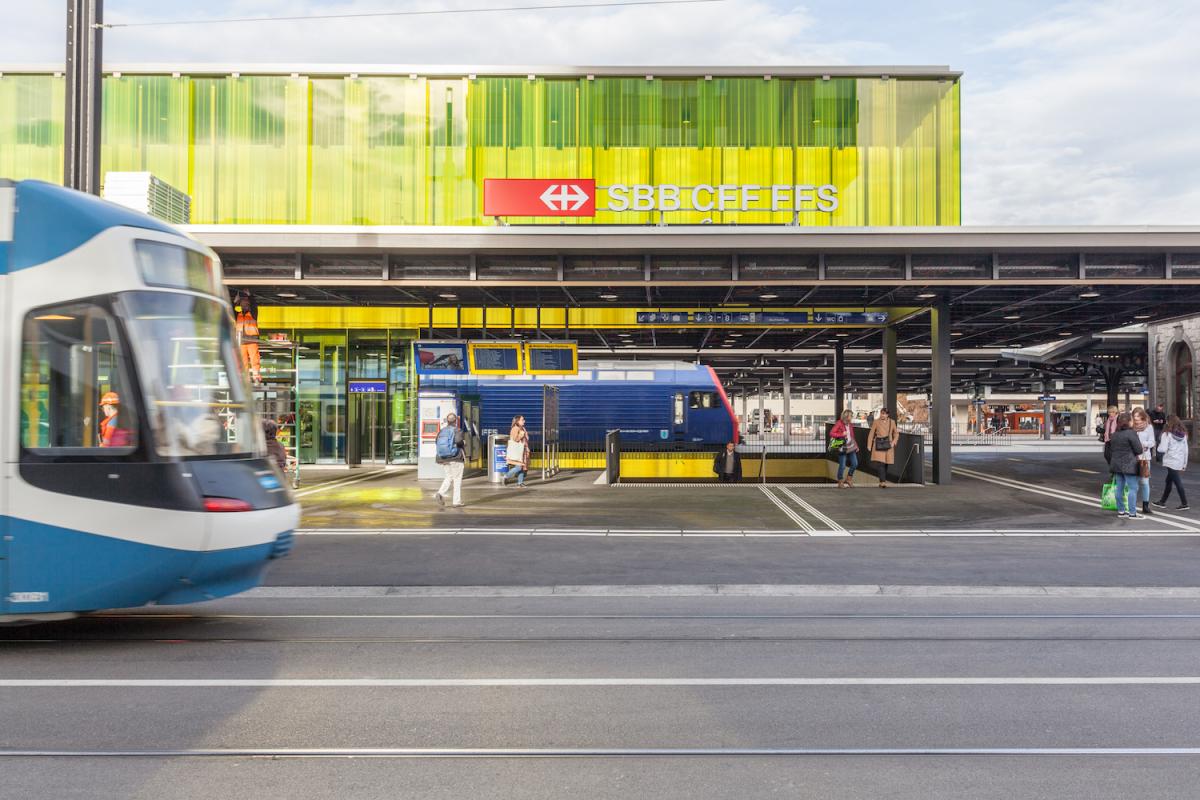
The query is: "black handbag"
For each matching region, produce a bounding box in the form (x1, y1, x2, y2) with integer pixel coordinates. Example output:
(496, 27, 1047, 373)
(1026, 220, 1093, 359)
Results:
(874, 423, 893, 451)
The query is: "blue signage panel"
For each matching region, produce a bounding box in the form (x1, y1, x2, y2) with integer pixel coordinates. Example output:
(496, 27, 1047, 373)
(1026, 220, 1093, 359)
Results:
(413, 341, 469, 376)
(348, 381, 388, 394)
(634, 310, 886, 326)
(1038, 395, 1057, 402)
(811, 311, 890, 325)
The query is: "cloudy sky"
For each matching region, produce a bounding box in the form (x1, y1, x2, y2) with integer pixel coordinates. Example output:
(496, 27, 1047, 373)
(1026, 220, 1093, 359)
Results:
(9, 0, 1199, 225)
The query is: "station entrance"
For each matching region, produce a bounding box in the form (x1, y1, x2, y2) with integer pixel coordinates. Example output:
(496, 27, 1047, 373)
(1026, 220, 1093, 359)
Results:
(207, 226, 1200, 482)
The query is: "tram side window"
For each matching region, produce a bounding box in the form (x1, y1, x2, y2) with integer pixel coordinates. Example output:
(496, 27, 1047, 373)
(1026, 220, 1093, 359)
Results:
(689, 391, 717, 409)
(21, 303, 138, 451)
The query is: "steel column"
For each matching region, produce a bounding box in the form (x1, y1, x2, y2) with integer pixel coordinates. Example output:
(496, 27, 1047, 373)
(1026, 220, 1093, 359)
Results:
(1042, 376, 1052, 441)
(833, 343, 845, 419)
(931, 303, 952, 484)
(882, 326, 898, 418)
(782, 367, 792, 446)
(64, 0, 103, 194)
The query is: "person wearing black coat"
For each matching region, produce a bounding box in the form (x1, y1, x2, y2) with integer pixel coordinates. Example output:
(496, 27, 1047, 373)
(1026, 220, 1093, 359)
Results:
(713, 442, 742, 483)
(1107, 412, 1144, 518)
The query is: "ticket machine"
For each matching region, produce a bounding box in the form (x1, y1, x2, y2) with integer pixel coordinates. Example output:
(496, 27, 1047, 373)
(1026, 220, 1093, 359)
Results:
(417, 390, 461, 480)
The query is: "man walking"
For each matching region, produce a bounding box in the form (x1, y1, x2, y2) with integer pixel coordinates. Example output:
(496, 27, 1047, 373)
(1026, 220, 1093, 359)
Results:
(713, 441, 742, 483)
(433, 412, 466, 508)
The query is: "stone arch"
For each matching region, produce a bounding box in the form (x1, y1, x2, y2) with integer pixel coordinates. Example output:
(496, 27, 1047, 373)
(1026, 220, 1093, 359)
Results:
(1167, 338, 1195, 420)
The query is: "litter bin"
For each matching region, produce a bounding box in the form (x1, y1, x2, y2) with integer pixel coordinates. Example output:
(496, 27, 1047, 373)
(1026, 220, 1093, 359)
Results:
(488, 434, 509, 484)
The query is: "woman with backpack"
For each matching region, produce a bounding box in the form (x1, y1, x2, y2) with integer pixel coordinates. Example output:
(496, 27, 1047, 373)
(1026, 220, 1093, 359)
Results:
(1152, 415, 1190, 511)
(505, 415, 530, 488)
(1107, 412, 1144, 519)
(866, 407, 900, 488)
(829, 409, 859, 489)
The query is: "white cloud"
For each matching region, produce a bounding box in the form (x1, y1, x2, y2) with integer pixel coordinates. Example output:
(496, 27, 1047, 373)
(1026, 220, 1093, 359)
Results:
(964, 0, 1200, 224)
(83, 0, 881, 66)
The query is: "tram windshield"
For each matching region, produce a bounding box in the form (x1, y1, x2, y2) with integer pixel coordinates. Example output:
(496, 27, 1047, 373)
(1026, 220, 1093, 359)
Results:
(118, 291, 262, 458)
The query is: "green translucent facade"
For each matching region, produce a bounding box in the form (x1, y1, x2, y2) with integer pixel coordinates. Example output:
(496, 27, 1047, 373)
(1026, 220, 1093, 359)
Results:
(0, 71, 960, 226)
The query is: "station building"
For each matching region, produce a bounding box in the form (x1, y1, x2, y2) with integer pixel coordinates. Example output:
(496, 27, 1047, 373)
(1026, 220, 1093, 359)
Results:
(2, 64, 1196, 477)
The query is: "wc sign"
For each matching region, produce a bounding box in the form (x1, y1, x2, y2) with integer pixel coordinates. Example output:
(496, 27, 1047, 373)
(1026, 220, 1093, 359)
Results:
(484, 178, 839, 217)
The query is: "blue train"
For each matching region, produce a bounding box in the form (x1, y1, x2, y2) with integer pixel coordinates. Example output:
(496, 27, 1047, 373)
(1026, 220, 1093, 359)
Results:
(420, 360, 738, 446)
(0, 179, 298, 624)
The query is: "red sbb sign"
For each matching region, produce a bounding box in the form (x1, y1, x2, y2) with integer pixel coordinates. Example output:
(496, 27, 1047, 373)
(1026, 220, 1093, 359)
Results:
(484, 179, 596, 217)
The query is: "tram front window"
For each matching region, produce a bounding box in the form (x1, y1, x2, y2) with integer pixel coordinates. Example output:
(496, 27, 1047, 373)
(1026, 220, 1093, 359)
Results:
(119, 292, 261, 458)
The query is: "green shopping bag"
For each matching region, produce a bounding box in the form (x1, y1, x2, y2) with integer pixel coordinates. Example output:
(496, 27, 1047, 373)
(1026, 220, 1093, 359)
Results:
(1100, 481, 1117, 511)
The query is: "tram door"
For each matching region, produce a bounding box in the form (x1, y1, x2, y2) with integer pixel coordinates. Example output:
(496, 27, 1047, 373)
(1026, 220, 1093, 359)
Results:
(348, 389, 388, 466)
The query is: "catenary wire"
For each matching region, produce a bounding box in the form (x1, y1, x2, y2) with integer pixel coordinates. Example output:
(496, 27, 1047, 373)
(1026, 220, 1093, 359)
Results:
(98, 0, 725, 29)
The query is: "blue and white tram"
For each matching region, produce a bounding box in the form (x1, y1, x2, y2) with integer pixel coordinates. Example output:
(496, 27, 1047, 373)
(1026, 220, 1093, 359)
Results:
(0, 179, 299, 623)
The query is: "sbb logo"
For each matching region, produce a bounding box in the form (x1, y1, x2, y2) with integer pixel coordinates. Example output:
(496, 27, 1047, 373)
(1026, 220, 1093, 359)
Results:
(484, 179, 596, 217)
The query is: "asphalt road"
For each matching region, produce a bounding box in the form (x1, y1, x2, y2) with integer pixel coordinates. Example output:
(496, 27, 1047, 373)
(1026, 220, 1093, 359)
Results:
(5, 593, 1200, 799)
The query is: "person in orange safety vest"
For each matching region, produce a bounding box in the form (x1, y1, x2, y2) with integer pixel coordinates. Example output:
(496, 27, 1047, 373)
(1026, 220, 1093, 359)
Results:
(234, 292, 261, 383)
(98, 391, 133, 447)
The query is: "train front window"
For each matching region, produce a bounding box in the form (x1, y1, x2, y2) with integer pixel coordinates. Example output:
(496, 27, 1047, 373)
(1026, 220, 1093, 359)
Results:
(21, 302, 139, 452)
(118, 292, 261, 458)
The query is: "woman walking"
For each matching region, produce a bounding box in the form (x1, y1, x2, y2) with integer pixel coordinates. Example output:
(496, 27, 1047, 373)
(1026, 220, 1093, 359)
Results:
(1107, 412, 1144, 519)
(866, 407, 900, 488)
(830, 409, 859, 489)
(1132, 408, 1156, 515)
(505, 414, 530, 488)
(1152, 416, 1190, 511)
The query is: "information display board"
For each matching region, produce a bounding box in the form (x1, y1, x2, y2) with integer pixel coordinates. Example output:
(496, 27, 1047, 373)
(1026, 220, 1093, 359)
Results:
(526, 342, 578, 375)
(634, 310, 888, 327)
(413, 341, 469, 376)
(468, 342, 524, 375)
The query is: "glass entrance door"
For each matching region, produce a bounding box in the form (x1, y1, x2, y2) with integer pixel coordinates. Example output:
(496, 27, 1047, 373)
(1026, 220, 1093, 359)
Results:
(350, 392, 388, 465)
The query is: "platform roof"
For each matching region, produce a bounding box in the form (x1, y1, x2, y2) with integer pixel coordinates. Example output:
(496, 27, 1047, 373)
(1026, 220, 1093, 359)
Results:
(194, 224, 1194, 394)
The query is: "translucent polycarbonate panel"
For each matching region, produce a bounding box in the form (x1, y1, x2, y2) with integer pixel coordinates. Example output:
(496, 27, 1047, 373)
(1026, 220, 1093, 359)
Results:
(0, 74, 64, 183)
(0, 73, 960, 226)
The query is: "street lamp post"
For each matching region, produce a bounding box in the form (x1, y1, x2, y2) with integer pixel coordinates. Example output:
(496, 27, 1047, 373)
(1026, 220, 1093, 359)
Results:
(65, 0, 103, 194)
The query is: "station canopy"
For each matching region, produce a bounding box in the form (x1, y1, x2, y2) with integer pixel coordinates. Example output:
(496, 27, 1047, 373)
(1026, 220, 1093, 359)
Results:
(199, 224, 1200, 396)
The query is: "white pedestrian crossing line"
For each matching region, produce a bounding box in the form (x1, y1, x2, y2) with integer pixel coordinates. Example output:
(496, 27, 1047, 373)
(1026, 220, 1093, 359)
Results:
(7, 677, 1200, 687)
(776, 486, 847, 533)
(757, 486, 814, 531)
(293, 527, 1199, 537)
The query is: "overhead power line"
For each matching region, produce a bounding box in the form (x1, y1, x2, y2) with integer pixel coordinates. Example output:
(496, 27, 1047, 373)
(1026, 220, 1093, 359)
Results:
(98, 0, 725, 29)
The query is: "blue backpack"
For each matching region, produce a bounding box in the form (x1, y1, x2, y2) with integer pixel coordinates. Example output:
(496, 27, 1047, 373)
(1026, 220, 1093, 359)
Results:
(435, 426, 459, 459)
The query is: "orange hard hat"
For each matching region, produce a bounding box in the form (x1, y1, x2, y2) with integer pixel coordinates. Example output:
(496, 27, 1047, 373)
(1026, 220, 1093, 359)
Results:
(99, 391, 120, 406)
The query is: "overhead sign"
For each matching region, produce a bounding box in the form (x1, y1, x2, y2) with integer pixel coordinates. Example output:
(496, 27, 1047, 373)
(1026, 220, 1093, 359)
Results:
(1038, 395, 1057, 402)
(634, 310, 887, 327)
(413, 342, 469, 376)
(484, 179, 838, 216)
(526, 342, 578, 375)
(484, 179, 596, 217)
(348, 380, 387, 394)
(811, 311, 889, 325)
(469, 342, 524, 375)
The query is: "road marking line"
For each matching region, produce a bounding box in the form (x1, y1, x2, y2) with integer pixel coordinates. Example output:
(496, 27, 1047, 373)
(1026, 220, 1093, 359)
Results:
(8, 677, 1200, 688)
(289, 528, 1200, 538)
(952, 466, 1199, 532)
(294, 469, 389, 498)
(776, 486, 847, 533)
(1073, 468, 1101, 475)
(759, 486, 814, 531)
(4, 747, 1200, 758)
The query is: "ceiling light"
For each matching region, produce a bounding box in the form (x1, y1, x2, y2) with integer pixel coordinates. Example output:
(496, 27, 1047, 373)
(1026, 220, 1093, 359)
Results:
(951, 331, 964, 337)
(836, 332, 849, 337)
(599, 293, 619, 301)
(438, 293, 457, 300)
(1058, 331, 1073, 336)
(721, 344, 735, 348)
(276, 292, 297, 298)
(1003, 314, 1021, 320)
(727, 332, 743, 337)
(1134, 314, 1152, 320)
(1078, 289, 1100, 298)
(759, 293, 779, 300)
(916, 292, 937, 299)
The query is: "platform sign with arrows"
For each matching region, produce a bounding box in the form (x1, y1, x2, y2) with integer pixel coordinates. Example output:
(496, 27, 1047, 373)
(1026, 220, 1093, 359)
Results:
(483, 179, 596, 217)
